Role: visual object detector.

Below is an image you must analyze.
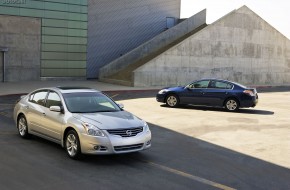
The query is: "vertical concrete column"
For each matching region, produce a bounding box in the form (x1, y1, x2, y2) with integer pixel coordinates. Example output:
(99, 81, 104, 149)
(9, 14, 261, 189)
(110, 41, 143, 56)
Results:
(0, 52, 3, 82)
(0, 47, 8, 82)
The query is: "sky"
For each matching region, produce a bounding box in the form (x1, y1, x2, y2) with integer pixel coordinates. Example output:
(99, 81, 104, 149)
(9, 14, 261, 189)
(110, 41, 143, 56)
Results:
(180, 0, 290, 39)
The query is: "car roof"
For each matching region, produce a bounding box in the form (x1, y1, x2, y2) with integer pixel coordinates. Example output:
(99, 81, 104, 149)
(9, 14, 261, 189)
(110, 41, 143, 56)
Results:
(199, 78, 232, 83)
(56, 87, 100, 94)
(30, 87, 101, 94)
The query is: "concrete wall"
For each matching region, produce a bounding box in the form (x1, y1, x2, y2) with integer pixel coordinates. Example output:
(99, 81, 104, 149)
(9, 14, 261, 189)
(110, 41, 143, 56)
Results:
(0, 15, 41, 81)
(88, 0, 181, 78)
(99, 9, 206, 80)
(0, 0, 88, 79)
(133, 6, 290, 86)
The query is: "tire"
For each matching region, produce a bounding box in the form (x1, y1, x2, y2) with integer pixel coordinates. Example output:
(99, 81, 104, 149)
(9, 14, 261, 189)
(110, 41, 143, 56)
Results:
(65, 130, 82, 160)
(225, 98, 239, 112)
(17, 115, 30, 139)
(165, 94, 179, 108)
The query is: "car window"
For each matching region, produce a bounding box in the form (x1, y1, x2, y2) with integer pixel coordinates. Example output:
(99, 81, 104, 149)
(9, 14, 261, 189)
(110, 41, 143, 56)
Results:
(46, 91, 62, 108)
(63, 92, 121, 113)
(29, 91, 47, 106)
(190, 80, 210, 88)
(209, 81, 233, 89)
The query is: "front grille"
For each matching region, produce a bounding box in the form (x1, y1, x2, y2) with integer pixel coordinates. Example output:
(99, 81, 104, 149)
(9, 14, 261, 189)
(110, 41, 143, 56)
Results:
(107, 127, 143, 137)
(114, 143, 144, 152)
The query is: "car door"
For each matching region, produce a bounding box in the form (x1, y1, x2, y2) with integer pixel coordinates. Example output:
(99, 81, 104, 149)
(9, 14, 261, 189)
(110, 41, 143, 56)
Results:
(26, 90, 48, 134)
(202, 80, 234, 106)
(180, 80, 210, 105)
(41, 91, 65, 142)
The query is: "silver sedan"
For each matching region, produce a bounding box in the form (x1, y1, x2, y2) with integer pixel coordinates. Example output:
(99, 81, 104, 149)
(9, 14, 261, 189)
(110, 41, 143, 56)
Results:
(13, 87, 151, 159)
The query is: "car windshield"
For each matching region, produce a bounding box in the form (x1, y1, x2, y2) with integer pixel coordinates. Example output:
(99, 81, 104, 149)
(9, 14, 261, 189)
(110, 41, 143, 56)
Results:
(63, 92, 121, 113)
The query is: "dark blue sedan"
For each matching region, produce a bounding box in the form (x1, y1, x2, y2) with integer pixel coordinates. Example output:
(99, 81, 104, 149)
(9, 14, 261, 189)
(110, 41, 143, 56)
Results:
(156, 79, 258, 111)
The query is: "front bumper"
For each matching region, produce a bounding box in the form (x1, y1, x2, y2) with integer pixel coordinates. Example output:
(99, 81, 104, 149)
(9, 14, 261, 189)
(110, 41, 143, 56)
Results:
(156, 94, 166, 103)
(79, 130, 151, 155)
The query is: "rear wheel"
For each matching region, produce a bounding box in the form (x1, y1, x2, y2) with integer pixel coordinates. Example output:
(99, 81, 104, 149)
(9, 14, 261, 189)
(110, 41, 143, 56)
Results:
(65, 130, 82, 160)
(17, 115, 29, 138)
(165, 94, 179, 107)
(225, 98, 239, 112)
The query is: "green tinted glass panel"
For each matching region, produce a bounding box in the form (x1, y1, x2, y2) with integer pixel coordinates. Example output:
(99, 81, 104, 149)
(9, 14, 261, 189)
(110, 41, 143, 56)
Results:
(36, 0, 68, 4)
(68, 28, 87, 37)
(81, 0, 87, 5)
(42, 19, 68, 28)
(19, 8, 44, 17)
(42, 35, 67, 44)
(44, 2, 68, 12)
(44, 10, 68, 19)
(80, 6, 87, 13)
(41, 68, 86, 77)
(68, 20, 87, 29)
(42, 35, 87, 44)
(42, 19, 87, 29)
(69, 0, 81, 5)
(68, 4, 80, 12)
(42, 27, 87, 37)
(42, 52, 86, 60)
(0, 6, 20, 15)
(42, 44, 68, 52)
(41, 60, 86, 68)
(80, 13, 87, 21)
(42, 44, 86, 52)
(42, 27, 67, 36)
(67, 36, 87, 44)
(68, 12, 81, 20)
(19, 1, 44, 9)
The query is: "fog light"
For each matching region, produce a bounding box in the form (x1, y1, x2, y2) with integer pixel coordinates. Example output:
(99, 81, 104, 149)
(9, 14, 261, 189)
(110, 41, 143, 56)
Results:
(146, 140, 151, 146)
(94, 145, 100, 150)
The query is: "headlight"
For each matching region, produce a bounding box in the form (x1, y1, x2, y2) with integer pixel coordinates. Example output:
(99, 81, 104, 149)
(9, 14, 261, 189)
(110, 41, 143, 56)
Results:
(158, 89, 168, 94)
(142, 120, 150, 132)
(82, 122, 105, 137)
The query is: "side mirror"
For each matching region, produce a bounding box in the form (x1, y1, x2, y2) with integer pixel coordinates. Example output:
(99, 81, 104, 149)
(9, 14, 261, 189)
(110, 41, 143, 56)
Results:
(49, 106, 61, 112)
(118, 103, 124, 109)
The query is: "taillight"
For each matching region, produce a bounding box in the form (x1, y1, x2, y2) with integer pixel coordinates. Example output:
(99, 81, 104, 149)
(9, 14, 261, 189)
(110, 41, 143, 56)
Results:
(243, 90, 255, 96)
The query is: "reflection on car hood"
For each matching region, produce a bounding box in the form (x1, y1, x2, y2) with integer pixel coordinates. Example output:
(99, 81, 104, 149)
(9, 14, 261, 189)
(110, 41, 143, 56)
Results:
(165, 86, 185, 91)
(73, 111, 142, 130)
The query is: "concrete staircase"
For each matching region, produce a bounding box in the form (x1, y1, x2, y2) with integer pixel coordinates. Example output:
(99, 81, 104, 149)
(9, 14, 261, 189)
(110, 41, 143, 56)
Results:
(99, 9, 207, 86)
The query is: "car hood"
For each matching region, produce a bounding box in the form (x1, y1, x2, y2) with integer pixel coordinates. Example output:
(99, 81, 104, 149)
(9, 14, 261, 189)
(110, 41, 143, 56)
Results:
(164, 86, 185, 92)
(72, 111, 143, 130)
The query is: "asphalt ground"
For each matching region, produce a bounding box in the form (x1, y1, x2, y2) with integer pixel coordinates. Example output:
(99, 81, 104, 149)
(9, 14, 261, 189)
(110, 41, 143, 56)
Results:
(0, 87, 290, 190)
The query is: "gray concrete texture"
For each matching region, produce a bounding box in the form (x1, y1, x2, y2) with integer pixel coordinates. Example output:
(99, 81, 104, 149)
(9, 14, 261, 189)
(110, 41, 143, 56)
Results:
(88, 0, 181, 78)
(133, 6, 290, 86)
(0, 15, 41, 82)
(99, 9, 206, 79)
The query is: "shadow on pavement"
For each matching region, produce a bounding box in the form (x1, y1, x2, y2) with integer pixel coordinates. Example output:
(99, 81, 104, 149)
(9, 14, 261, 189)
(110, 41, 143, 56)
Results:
(0, 115, 289, 190)
(160, 104, 274, 115)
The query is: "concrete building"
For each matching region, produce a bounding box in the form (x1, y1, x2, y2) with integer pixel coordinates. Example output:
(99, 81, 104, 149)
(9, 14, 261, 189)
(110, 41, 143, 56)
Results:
(0, 0, 87, 81)
(101, 6, 290, 86)
(0, 0, 181, 81)
(87, 0, 181, 79)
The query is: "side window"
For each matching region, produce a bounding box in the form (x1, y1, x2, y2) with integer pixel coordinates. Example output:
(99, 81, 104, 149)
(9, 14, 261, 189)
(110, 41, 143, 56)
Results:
(46, 91, 62, 108)
(29, 91, 47, 106)
(210, 81, 233, 89)
(191, 80, 210, 88)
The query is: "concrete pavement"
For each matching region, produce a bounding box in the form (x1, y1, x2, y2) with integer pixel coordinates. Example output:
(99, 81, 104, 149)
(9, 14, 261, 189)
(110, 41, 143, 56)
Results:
(0, 80, 162, 96)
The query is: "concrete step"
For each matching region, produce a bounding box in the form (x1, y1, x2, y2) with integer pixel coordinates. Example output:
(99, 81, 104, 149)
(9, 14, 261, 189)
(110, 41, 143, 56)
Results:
(99, 78, 133, 87)
(107, 23, 208, 82)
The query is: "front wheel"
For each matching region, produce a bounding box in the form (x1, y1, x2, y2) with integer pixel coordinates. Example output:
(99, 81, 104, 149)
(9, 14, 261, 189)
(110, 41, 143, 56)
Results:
(17, 115, 30, 138)
(165, 94, 179, 107)
(225, 98, 239, 112)
(65, 130, 82, 160)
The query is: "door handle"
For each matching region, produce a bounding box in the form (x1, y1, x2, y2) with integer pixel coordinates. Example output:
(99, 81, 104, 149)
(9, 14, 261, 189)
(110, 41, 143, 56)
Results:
(24, 105, 29, 109)
(42, 112, 46, 116)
